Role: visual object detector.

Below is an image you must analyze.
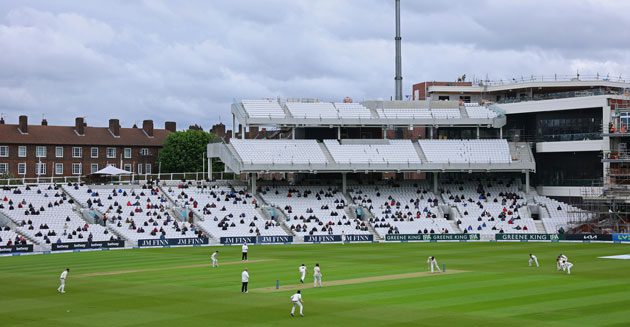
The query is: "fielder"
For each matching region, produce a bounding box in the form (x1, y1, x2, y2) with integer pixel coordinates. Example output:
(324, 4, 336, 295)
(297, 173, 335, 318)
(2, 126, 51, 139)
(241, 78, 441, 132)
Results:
(557, 254, 568, 271)
(528, 254, 539, 267)
(290, 290, 304, 317)
(313, 263, 322, 287)
(299, 264, 306, 284)
(57, 268, 69, 294)
(564, 260, 574, 274)
(211, 250, 219, 267)
(427, 256, 441, 273)
(241, 242, 248, 261)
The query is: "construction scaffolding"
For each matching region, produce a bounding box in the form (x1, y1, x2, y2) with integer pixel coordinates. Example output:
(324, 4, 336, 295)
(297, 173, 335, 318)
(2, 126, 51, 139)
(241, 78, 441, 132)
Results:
(569, 186, 630, 233)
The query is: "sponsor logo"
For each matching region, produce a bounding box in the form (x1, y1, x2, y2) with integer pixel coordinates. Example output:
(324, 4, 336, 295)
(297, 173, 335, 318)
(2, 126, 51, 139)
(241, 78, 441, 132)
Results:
(345, 235, 374, 242)
(612, 234, 630, 242)
(220, 236, 257, 245)
(303, 235, 341, 243)
(256, 236, 294, 244)
(385, 234, 480, 241)
(138, 238, 209, 247)
(495, 234, 559, 241)
(52, 241, 124, 251)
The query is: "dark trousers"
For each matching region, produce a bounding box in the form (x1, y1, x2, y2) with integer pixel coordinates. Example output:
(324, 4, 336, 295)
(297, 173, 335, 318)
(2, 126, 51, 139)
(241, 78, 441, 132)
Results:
(241, 282, 248, 292)
(242, 252, 248, 260)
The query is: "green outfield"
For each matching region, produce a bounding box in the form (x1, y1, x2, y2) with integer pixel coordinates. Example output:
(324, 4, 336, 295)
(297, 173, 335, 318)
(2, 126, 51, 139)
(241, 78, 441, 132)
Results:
(1, 242, 629, 327)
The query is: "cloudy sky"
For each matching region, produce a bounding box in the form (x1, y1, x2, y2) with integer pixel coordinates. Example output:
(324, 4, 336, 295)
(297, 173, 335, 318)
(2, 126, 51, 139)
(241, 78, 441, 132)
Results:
(1, 0, 629, 130)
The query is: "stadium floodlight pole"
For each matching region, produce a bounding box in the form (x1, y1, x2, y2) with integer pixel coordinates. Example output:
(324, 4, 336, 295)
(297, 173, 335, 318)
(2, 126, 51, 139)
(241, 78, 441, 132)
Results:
(394, 0, 403, 101)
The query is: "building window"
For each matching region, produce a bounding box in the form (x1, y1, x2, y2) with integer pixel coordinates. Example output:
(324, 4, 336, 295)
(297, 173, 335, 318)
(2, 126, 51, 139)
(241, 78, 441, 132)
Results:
(438, 95, 450, 101)
(91, 163, 99, 174)
(55, 146, 63, 158)
(137, 163, 143, 174)
(18, 163, 26, 175)
(72, 147, 82, 158)
(124, 148, 132, 158)
(18, 146, 27, 158)
(72, 163, 82, 175)
(0, 146, 8, 157)
(36, 146, 46, 158)
(106, 147, 116, 158)
(123, 164, 132, 172)
(55, 163, 63, 175)
(140, 148, 149, 156)
(91, 147, 99, 158)
(0, 163, 7, 174)
(36, 162, 46, 176)
(145, 163, 152, 174)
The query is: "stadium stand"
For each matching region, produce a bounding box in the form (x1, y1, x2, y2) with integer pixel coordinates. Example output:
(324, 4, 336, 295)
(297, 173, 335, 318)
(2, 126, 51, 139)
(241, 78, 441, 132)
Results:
(534, 196, 587, 233)
(230, 139, 327, 165)
(286, 102, 338, 119)
(465, 103, 498, 119)
(241, 99, 286, 118)
(165, 185, 289, 237)
(259, 186, 371, 237)
(334, 102, 373, 119)
(1, 185, 112, 245)
(324, 139, 421, 164)
(64, 184, 199, 242)
(441, 179, 536, 234)
(0, 227, 31, 246)
(419, 139, 511, 164)
(350, 183, 453, 237)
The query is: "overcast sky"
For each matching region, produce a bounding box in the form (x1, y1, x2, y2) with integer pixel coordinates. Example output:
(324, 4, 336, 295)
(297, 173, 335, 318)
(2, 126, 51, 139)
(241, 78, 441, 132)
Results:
(1, 0, 629, 130)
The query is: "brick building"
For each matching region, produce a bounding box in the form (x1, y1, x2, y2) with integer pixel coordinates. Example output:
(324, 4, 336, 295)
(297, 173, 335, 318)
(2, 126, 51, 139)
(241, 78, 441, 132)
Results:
(0, 116, 176, 179)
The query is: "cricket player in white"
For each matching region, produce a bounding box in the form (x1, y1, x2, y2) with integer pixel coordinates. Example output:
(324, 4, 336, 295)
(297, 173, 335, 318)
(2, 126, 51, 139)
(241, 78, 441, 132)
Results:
(558, 254, 568, 271)
(564, 260, 574, 274)
(57, 268, 69, 293)
(241, 243, 248, 261)
(211, 251, 219, 267)
(427, 256, 441, 273)
(299, 264, 307, 284)
(528, 254, 539, 267)
(290, 290, 304, 317)
(313, 263, 322, 287)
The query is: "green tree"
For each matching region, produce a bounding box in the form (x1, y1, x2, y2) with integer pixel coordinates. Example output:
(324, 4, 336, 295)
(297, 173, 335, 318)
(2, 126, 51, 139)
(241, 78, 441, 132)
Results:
(158, 129, 216, 173)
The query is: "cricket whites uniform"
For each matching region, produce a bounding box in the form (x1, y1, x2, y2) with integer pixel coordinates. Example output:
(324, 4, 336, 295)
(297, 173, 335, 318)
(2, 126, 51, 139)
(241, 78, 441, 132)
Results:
(290, 292, 303, 316)
(564, 261, 573, 274)
(241, 270, 249, 293)
(313, 266, 322, 287)
(57, 270, 68, 293)
(299, 265, 306, 283)
(211, 252, 218, 267)
(428, 257, 441, 273)
(529, 255, 539, 267)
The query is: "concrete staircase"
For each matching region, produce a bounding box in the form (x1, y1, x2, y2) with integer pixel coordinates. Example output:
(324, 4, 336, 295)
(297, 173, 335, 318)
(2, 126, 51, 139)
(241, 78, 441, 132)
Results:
(349, 205, 382, 240)
(535, 221, 547, 233)
(318, 142, 336, 163)
(254, 194, 297, 240)
(413, 142, 429, 162)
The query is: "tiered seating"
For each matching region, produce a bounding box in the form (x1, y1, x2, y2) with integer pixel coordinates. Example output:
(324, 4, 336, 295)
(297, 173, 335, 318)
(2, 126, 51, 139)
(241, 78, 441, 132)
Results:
(231, 139, 327, 165)
(65, 185, 199, 242)
(260, 186, 370, 236)
(334, 103, 373, 119)
(534, 196, 588, 233)
(1, 185, 112, 245)
(465, 103, 498, 119)
(430, 108, 461, 119)
(350, 184, 452, 237)
(442, 179, 536, 234)
(0, 227, 31, 246)
(419, 139, 511, 164)
(242, 99, 286, 118)
(376, 108, 432, 119)
(324, 139, 421, 164)
(286, 102, 338, 119)
(166, 186, 288, 237)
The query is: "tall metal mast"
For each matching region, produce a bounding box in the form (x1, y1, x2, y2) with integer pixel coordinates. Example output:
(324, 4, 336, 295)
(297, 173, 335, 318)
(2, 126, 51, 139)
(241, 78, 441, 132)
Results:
(394, 0, 403, 100)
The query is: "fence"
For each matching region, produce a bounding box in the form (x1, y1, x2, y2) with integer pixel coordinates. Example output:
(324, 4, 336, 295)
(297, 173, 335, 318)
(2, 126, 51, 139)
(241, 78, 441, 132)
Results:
(0, 171, 237, 185)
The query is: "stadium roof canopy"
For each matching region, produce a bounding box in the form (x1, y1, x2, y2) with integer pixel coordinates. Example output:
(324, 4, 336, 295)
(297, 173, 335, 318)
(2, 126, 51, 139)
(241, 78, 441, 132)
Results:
(208, 139, 535, 174)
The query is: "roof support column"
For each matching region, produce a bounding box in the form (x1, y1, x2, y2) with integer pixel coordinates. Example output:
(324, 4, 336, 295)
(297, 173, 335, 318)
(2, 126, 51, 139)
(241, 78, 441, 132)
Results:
(292, 127, 296, 140)
(429, 127, 434, 140)
(499, 127, 503, 139)
(342, 172, 347, 194)
(337, 126, 341, 140)
(383, 127, 387, 139)
(433, 172, 438, 194)
(251, 172, 257, 195)
(241, 124, 246, 139)
(525, 171, 530, 194)
(207, 157, 212, 181)
(476, 126, 480, 139)
(232, 114, 236, 139)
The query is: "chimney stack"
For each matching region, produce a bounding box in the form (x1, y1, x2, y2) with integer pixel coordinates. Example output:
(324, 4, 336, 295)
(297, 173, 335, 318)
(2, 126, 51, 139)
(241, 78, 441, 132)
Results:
(109, 119, 120, 137)
(165, 121, 177, 132)
(41, 118, 48, 126)
(75, 117, 85, 135)
(19, 115, 28, 133)
(142, 120, 154, 137)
